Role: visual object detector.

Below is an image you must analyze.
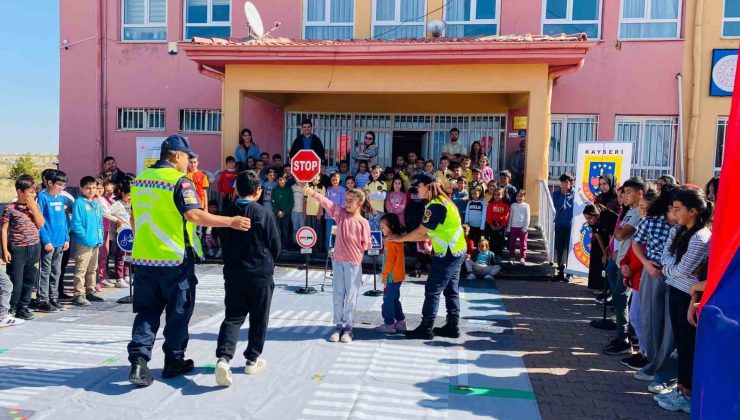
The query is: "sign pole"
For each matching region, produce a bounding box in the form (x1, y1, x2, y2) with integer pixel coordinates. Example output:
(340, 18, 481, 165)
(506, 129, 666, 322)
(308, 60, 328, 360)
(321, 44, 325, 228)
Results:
(363, 254, 383, 297)
(296, 226, 318, 294)
(364, 230, 384, 297)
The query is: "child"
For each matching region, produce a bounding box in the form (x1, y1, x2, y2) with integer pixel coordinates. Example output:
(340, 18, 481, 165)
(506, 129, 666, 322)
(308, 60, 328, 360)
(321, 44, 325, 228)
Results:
(435, 156, 453, 194)
(406, 152, 418, 166)
(451, 177, 469, 216)
(304, 185, 370, 343)
(394, 155, 406, 172)
(364, 165, 387, 214)
(271, 175, 294, 249)
(36, 169, 70, 312)
(383, 168, 395, 191)
(415, 158, 425, 175)
(255, 160, 266, 181)
(261, 168, 277, 212)
(246, 157, 256, 171)
(461, 156, 473, 182)
(214, 170, 281, 384)
(282, 164, 296, 187)
(217, 156, 238, 209)
(203, 200, 222, 258)
(1, 175, 44, 320)
(552, 173, 575, 281)
(385, 176, 407, 226)
(338, 160, 350, 186)
(499, 170, 518, 204)
(291, 180, 306, 248)
(355, 160, 370, 189)
(110, 182, 133, 288)
(70, 176, 105, 306)
(271, 154, 283, 172)
(345, 176, 356, 190)
(486, 188, 510, 254)
(422, 160, 435, 178)
(464, 239, 502, 280)
(507, 190, 530, 265)
(399, 163, 415, 191)
(187, 156, 210, 211)
(464, 186, 487, 242)
(469, 168, 487, 195)
(0, 251, 24, 326)
(304, 176, 326, 251)
(375, 213, 406, 333)
(462, 224, 476, 256)
(483, 180, 497, 202)
(96, 180, 118, 289)
(478, 155, 495, 184)
(325, 173, 346, 250)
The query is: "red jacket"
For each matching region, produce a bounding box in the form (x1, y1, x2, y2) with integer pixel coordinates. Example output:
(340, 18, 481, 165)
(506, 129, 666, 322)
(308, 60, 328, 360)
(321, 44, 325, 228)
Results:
(217, 169, 238, 196)
(620, 244, 644, 291)
(486, 200, 510, 228)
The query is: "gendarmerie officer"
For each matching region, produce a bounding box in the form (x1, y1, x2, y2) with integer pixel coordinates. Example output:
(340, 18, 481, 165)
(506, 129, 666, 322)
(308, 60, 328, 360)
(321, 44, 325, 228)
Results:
(127, 135, 250, 387)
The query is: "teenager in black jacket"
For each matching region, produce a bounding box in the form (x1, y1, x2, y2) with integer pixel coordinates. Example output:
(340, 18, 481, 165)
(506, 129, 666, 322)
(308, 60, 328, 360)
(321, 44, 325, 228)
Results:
(289, 119, 326, 164)
(215, 170, 281, 386)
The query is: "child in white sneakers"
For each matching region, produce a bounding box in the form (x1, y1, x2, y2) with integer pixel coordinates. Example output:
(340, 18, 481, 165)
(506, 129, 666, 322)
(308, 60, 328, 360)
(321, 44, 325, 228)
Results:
(0, 252, 25, 327)
(304, 185, 370, 343)
(375, 213, 406, 333)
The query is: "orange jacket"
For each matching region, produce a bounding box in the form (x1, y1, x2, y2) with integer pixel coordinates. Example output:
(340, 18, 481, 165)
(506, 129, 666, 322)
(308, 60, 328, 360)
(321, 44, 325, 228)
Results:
(382, 241, 406, 283)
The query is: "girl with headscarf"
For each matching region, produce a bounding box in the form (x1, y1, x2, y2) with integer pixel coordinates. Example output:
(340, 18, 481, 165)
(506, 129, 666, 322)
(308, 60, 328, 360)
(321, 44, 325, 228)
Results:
(595, 174, 620, 214)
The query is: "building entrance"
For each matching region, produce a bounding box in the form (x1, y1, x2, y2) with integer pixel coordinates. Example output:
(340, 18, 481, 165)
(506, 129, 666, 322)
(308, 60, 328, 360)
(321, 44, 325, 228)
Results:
(392, 131, 426, 164)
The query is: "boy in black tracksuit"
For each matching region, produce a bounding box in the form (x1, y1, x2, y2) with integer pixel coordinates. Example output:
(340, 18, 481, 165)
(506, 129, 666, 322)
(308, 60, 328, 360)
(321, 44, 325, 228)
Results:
(215, 170, 281, 386)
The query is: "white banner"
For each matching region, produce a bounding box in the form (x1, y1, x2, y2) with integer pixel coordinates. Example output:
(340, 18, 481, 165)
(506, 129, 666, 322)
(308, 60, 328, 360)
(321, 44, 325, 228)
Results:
(566, 142, 633, 276)
(136, 137, 166, 174)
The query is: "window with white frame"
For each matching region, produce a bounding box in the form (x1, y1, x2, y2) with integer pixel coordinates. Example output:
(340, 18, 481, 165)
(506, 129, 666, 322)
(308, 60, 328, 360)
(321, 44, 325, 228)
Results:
(542, 0, 601, 39)
(117, 108, 166, 131)
(723, 0, 740, 37)
(179, 109, 222, 133)
(615, 116, 678, 180)
(715, 117, 728, 174)
(122, 0, 167, 41)
(304, 0, 355, 40)
(373, 0, 426, 40)
(444, 0, 499, 37)
(549, 115, 598, 179)
(184, 0, 231, 39)
(619, 0, 681, 40)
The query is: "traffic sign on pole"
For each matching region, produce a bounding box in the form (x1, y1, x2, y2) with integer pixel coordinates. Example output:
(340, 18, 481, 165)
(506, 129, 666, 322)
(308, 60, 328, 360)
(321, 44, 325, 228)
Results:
(291, 149, 322, 183)
(116, 228, 134, 253)
(296, 226, 317, 249)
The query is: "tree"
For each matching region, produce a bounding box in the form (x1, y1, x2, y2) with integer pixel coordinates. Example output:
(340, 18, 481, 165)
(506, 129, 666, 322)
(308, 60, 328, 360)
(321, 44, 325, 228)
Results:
(9, 155, 40, 180)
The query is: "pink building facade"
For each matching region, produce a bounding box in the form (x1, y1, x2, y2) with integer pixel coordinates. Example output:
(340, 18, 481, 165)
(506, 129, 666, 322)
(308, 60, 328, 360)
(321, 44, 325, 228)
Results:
(60, 0, 686, 183)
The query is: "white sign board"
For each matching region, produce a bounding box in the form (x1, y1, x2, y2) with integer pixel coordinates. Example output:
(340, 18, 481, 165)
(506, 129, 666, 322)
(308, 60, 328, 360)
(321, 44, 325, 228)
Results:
(136, 137, 166, 174)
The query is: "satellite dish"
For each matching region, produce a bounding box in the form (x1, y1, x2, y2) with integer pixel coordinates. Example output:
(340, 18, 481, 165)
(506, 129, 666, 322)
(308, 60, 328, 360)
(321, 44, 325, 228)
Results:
(427, 20, 446, 37)
(244, 1, 265, 38)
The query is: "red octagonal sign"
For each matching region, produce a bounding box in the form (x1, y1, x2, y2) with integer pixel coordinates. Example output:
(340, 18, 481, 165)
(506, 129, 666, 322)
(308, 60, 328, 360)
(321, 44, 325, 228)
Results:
(291, 149, 321, 183)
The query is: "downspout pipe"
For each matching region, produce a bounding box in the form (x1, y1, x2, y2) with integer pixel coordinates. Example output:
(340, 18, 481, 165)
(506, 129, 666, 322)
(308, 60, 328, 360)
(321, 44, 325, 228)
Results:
(98, 0, 105, 167)
(676, 73, 686, 183)
(687, 0, 704, 183)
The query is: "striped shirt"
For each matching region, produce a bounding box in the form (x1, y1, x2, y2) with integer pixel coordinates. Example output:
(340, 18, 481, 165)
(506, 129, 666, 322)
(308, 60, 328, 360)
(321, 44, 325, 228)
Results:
(661, 226, 711, 294)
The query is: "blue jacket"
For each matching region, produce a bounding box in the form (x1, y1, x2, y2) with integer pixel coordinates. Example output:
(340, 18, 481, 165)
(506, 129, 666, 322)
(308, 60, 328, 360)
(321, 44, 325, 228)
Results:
(71, 197, 103, 248)
(37, 191, 70, 248)
(552, 188, 575, 228)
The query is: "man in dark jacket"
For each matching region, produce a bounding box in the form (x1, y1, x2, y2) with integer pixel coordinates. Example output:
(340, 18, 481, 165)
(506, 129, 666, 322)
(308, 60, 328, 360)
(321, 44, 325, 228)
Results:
(289, 119, 326, 164)
(214, 170, 281, 386)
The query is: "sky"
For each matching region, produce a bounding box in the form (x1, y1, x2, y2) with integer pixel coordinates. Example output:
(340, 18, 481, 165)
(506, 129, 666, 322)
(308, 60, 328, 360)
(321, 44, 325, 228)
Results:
(0, 1, 60, 155)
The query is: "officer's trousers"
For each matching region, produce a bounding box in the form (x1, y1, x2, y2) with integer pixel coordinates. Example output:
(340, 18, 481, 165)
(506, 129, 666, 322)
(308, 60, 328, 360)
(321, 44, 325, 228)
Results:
(127, 260, 197, 363)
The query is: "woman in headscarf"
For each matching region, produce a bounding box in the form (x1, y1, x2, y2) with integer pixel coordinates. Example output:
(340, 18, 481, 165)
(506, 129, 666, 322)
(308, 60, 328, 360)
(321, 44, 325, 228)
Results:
(594, 174, 620, 214)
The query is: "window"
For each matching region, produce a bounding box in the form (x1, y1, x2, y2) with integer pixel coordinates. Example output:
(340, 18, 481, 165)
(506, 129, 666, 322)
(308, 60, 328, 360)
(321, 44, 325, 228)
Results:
(723, 0, 740, 37)
(122, 0, 167, 41)
(715, 117, 728, 174)
(549, 115, 598, 179)
(615, 116, 677, 180)
(179, 109, 222, 133)
(542, 0, 601, 39)
(184, 0, 231, 39)
(117, 108, 165, 131)
(303, 0, 355, 40)
(372, 0, 426, 40)
(444, 0, 499, 37)
(618, 0, 681, 40)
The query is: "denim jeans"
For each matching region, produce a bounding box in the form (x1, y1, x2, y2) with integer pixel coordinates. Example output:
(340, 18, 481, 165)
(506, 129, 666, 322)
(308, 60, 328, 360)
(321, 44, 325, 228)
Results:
(325, 219, 336, 250)
(606, 258, 631, 339)
(276, 214, 291, 249)
(291, 212, 305, 245)
(421, 252, 465, 323)
(39, 245, 64, 302)
(382, 281, 405, 325)
(9, 244, 40, 312)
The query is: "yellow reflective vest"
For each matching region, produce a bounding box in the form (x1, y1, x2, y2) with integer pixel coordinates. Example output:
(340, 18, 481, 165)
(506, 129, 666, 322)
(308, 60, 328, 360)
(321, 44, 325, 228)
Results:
(425, 196, 466, 256)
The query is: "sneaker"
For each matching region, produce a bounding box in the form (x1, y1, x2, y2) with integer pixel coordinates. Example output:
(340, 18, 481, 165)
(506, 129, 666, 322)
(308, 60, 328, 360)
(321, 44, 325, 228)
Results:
(0, 315, 25, 327)
(162, 358, 194, 379)
(519, 258, 526, 265)
(340, 328, 353, 343)
(35, 301, 60, 313)
(620, 353, 648, 370)
(124, 276, 131, 284)
(375, 324, 396, 333)
(244, 358, 267, 375)
(654, 388, 679, 402)
(328, 328, 341, 342)
(86, 293, 104, 302)
(649, 381, 677, 395)
(72, 296, 91, 306)
(100, 279, 116, 288)
(29, 299, 39, 310)
(214, 250, 223, 259)
(14, 309, 35, 320)
(465, 274, 476, 281)
(128, 357, 153, 387)
(215, 358, 232, 387)
(633, 370, 655, 382)
(490, 265, 502, 277)
(50, 300, 64, 311)
(115, 279, 128, 288)
(603, 338, 632, 355)
(394, 320, 407, 332)
(658, 389, 691, 413)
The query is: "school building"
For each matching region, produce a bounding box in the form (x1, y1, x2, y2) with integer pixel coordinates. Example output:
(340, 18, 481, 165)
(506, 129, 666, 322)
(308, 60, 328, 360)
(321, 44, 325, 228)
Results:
(59, 0, 735, 212)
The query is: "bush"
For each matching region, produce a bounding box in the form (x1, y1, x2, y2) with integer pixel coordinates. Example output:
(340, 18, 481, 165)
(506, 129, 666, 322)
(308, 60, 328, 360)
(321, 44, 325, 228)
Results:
(9, 155, 40, 181)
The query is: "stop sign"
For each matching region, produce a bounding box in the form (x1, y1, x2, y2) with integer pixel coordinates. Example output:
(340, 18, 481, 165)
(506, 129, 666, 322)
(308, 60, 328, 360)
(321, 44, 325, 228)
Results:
(291, 149, 321, 183)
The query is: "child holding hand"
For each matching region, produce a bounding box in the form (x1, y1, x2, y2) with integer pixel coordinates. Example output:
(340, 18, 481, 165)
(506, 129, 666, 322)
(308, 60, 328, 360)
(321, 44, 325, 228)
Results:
(375, 213, 406, 333)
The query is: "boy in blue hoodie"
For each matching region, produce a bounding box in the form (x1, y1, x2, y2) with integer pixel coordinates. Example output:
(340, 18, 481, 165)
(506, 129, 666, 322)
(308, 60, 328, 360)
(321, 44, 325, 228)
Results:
(552, 173, 575, 282)
(36, 169, 70, 312)
(70, 176, 104, 306)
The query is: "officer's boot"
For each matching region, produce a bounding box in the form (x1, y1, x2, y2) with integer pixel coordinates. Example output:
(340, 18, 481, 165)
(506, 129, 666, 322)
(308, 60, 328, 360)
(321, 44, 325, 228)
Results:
(162, 357, 195, 379)
(129, 357, 153, 387)
(433, 315, 460, 338)
(405, 318, 435, 340)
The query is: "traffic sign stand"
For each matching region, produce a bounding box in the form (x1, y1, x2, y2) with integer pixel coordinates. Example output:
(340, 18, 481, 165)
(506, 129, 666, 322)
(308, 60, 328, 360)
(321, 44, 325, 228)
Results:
(116, 253, 134, 304)
(363, 254, 383, 297)
(364, 231, 384, 297)
(296, 226, 318, 294)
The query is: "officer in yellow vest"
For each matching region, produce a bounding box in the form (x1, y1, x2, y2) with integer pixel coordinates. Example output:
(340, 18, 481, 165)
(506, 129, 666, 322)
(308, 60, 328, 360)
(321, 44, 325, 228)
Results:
(389, 173, 467, 340)
(127, 135, 251, 387)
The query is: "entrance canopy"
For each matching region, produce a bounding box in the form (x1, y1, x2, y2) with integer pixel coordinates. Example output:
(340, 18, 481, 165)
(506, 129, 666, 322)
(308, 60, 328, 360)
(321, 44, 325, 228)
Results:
(182, 34, 595, 213)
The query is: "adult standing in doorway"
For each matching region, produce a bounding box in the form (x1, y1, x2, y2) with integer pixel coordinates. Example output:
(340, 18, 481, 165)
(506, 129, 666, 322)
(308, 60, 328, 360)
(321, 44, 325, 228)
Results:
(235, 128, 261, 170)
(509, 140, 526, 190)
(101, 157, 128, 187)
(289, 119, 326, 165)
(127, 135, 251, 388)
(441, 128, 466, 164)
(389, 174, 467, 340)
(353, 131, 379, 168)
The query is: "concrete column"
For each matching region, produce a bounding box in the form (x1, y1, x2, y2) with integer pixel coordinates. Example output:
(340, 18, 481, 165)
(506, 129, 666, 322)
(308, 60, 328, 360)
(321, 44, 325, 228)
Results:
(221, 72, 243, 165)
(525, 79, 553, 217)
